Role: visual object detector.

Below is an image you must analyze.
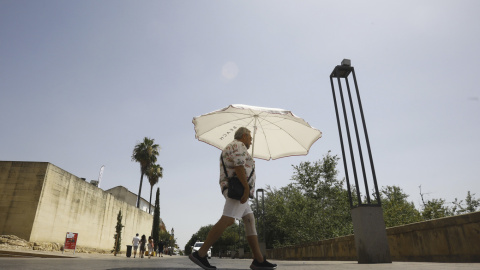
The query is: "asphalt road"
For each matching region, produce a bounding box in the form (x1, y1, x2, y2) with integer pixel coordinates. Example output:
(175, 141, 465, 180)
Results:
(0, 250, 479, 270)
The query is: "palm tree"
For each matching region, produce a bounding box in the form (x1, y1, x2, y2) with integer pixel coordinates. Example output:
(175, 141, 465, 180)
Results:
(147, 163, 163, 213)
(132, 137, 160, 208)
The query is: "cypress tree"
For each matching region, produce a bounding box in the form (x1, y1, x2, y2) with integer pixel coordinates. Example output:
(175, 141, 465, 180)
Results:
(152, 187, 160, 253)
(113, 210, 123, 254)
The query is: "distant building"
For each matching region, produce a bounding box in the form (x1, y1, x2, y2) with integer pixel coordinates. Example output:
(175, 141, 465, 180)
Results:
(105, 186, 154, 214)
(0, 161, 153, 250)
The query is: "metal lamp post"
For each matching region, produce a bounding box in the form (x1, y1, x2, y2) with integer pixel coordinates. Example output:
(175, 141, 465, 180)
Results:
(256, 188, 266, 256)
(329, 59, 391, 264)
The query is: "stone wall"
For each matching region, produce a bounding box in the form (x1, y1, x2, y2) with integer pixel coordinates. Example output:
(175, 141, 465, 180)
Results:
(0, 161, 153, 250)
(105, 186, 153, 213)
(0, 162, 47, 241)
(387, 211, 480, 262)
(265, 211, 480, 262)
(266, 234, 357, 261)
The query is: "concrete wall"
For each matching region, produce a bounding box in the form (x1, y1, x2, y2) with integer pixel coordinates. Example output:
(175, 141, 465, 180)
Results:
(105, 186, 153, 214)
(0, 162, 48, 240)
(266, 234, 356, 261)
(0, 161, 153, 250)
(387, 211, 480, 262)
(266, 211, 480, 262)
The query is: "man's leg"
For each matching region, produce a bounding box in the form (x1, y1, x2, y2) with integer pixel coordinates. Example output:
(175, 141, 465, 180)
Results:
(242, 213, 264, 262)
(243, 213, 277, 269)
(198, 215, 235, 257)
(247, 235, 264, 262)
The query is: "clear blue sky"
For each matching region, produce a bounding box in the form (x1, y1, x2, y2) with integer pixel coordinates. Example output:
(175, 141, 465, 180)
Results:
(1, 0, 479, 249)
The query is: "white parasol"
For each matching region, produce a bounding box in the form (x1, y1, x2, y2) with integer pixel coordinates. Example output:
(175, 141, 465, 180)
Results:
(192, 104, 322, 160)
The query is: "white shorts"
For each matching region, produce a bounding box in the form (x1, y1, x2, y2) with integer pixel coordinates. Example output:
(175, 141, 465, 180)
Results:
(222, 190, 253, 219)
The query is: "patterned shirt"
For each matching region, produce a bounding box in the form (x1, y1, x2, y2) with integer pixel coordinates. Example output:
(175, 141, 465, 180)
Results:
(219, 139, 256, 198)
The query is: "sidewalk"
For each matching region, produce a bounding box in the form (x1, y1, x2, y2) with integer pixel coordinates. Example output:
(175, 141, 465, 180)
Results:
(275, 260, 479, 270)
(1, 249, 479, 270)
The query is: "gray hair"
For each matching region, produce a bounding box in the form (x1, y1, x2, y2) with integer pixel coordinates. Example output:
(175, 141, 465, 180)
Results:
(234, 127, 251, 140)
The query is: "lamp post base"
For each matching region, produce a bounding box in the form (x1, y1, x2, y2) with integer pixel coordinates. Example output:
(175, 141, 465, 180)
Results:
(351, 205, 392, 263)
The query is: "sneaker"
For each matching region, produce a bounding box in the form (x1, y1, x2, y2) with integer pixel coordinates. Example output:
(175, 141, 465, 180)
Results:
(250, 258, 277, 270)
(189, 251, 216, 270)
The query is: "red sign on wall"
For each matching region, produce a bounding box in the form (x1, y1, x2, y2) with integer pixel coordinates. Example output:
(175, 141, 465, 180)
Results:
(63, 232, 78, 254)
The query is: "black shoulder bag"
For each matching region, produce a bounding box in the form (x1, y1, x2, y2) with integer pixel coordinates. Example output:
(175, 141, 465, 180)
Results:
(221, 154, 254, 200)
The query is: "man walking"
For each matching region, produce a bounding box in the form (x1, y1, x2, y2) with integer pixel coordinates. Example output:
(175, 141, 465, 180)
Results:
(132, 233, 140, 258)
(158, 240, 164, 257)
(189, 127, 277, 270)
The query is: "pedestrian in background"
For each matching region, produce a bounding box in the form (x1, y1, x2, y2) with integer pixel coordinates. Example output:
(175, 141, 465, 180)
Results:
(148, 236, 154, 258)
(158, 240, 164, 257)
(132, 233, 140, 258)
(139, 235, 146, 258)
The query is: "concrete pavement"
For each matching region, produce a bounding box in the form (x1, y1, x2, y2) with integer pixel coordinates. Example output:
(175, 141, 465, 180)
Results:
(0, 250, 479, 270)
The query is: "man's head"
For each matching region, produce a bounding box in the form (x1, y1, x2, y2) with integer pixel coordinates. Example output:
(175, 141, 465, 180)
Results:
(234, 127, 252, 149)
(136, 233, 139, 236)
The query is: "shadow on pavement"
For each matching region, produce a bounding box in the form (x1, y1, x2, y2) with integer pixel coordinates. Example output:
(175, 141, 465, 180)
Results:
(107, 269, 248, 270)
(0, 250, 75, 259)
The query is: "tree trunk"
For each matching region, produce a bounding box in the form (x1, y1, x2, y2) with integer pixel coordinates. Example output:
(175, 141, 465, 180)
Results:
(149, 185, 153, 214)
(137, 173, 144, 208)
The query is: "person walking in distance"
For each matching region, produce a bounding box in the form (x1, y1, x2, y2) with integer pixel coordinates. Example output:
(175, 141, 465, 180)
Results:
(148, 236, 154, 258)
(158, 240, 164, 257)
(139, 235, 147, 258)
(132, 233, 140, 258)
(189, 127, 277, 270)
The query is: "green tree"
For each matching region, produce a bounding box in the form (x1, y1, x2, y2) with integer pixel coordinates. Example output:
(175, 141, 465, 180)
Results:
(465, 191, 480, 212)
(132, 137, 160, 208)
(257, 184, 312, 247)
(112, 210, 123, 254)
(159, 230, 177, 254)
(421, 198, 451, 220)
(293, 152, 352, 238)
(152, 188, 160, 252)
(195, 225, 213, 242)
(185, 225, 214, 255)
(186, 222, 244, 256)
(160, 230, 172, 244)
(253, 151, 352, 248)
(291, 151, 342, 199)
(217, 222, 243, 254)
(147, 164, 163, 213)
(184, 242, 193, 255)
(452, 191, 480, 214)
(379, 186, 422, 227)
(419, 185, 453, 220)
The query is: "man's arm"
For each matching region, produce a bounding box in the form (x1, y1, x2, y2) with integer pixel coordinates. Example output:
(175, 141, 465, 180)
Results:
(234, 165, 250, 204)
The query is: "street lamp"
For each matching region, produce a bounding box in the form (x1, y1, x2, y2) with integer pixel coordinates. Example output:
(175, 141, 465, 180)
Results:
(255, 188, 266, 256)
(329, 58, 382, 206)
(329, 59, 391, 263)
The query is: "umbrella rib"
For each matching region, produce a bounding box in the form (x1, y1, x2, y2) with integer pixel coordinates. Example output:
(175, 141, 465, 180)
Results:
(257, 116, 310, 152)
(255, 118, 273, 160)
(194, 112, 256, 136)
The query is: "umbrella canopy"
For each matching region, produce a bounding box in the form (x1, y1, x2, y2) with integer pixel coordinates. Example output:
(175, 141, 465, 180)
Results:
(192, 104, 322, 160)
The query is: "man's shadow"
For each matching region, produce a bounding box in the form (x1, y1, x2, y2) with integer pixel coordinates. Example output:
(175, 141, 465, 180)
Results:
(107, 266, 250, 270)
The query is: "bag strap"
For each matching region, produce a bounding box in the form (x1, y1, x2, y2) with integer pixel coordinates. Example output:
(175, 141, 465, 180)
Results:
(248, 167, 255, 181)
(220, 154, 230, 178)
(220, 154, 255, 181)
